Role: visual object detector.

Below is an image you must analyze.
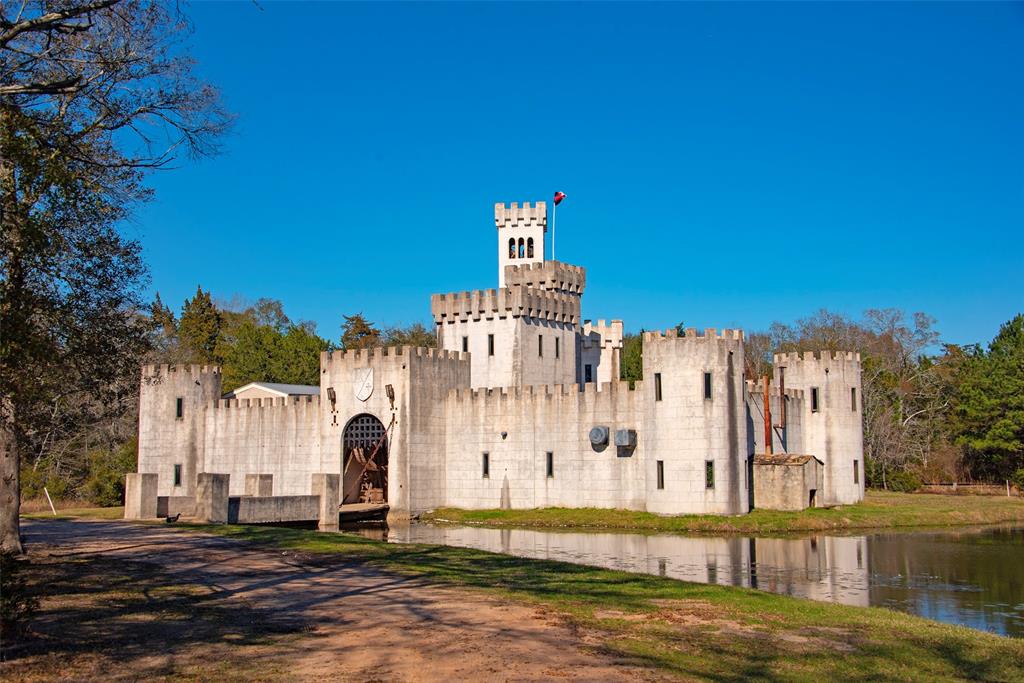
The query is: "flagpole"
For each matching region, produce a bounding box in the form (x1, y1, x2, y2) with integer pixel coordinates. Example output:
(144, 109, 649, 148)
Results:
(552, 201, 556, 262)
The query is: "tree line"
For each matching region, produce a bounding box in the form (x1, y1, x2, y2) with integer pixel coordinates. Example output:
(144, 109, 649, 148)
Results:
(620, 310, 1024, 489)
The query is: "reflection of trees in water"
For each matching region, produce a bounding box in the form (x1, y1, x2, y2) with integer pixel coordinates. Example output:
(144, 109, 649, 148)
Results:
(867, 527, 1024, 637)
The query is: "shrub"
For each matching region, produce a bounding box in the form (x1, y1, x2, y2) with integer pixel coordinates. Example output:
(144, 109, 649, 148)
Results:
(1011, 468, 1024, 492)
(84, 438, 137, 507)
(885, 470, 922, 493)
(1, 551, 39, 642)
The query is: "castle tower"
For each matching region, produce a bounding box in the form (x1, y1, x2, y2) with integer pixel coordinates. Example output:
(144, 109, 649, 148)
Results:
(137, 364, 222, 496)
(641, 328, 748, 515)
(495, 201, 546, 287)
(773, 351, 864, 506)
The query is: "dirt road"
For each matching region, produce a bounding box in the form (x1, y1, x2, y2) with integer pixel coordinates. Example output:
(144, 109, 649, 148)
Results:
(6, 519, 656, 682)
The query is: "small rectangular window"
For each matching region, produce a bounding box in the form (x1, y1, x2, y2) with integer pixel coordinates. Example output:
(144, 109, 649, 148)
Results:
(482, 452, 490, 478)
(462, 336, 468, 353)
(851, 387, 857, 412)
(584, 364, 593, 383)
(538, 335, 543, 358)
(555, 337, 560, 359)
(654, 373, 663, 401)
(488, 334, 495, 356)
(175, 397, 183, 419)
(703, 372, 712, 400)
(811, 387, 820, 412)
(546, 451, 554, 478)
(656, 460, 664, 489)
(173, 463, 182, 487)
(705, 460, 715, 489)
(854, 459, 860, 484)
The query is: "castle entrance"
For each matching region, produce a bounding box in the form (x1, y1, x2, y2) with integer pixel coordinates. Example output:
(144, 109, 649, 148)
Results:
(342, 414, 389, 505)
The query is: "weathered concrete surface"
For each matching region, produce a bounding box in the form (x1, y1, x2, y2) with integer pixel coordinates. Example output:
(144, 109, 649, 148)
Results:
(156, 495, 195, 518)
(229, 495, 320, 524)
(124, 473, 158, 519)
(14, 519, 656, 682)
(753, 455, 825, 511)
(195, 473, 230, 523)
(244, 473, 273, 497)
(311, 473, 340, 531)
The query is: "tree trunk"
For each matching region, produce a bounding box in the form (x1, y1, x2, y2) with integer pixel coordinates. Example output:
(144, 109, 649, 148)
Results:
(0, 404, 23, 553)
(0, 108, 25, 553)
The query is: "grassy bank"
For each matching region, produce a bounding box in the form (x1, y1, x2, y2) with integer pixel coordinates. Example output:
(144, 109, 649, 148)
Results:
(18, 510, 1024, 681)
(422, 490, 1024, 535)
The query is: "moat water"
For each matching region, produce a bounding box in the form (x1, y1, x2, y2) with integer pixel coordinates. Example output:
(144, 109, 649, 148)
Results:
(360, 523, 1024, 637)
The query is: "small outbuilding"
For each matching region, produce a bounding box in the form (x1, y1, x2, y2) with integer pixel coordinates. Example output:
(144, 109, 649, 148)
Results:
(752, 454, 825, 511)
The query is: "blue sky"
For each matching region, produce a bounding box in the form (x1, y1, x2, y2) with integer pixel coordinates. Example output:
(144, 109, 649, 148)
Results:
(132, 2, 1023, 347)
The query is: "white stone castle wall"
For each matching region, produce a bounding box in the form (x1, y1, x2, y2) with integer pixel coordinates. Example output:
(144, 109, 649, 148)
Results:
(201, 397, 321, 496)
(443, 382, 646, 511)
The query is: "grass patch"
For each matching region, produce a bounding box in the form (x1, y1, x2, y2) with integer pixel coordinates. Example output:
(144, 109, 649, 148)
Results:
(40, 513, 1024, 681)
(422, 491, 1024, 535)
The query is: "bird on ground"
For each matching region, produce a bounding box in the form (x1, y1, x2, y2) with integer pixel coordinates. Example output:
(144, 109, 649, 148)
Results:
(165, 512, 181, 523)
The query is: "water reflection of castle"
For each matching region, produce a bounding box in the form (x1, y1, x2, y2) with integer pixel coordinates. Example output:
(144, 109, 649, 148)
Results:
(390, 526, 870, 607)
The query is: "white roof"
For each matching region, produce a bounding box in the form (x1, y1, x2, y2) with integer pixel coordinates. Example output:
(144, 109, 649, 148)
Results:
(224, 382, 320, 398)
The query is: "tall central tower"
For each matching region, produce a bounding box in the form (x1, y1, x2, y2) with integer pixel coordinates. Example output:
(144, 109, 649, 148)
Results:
(495, 201, 546, 287)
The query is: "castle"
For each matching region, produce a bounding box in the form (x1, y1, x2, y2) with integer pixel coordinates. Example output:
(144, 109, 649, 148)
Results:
(135, 200, 865, 520)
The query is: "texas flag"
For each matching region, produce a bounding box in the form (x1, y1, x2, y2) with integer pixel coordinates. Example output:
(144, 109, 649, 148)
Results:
(553, 191, 566, 205)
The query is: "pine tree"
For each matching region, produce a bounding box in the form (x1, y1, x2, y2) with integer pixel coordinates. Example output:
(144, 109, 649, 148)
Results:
(955, 314, 1024, 479)
(341, 314, 381, 350)
(150, 293, 177, 337)
(178, 286, 223, 364)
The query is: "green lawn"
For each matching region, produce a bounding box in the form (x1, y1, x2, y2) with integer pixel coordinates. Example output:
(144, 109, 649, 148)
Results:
(21, 510, 1024, 681)
(422, 490, 1024, 534)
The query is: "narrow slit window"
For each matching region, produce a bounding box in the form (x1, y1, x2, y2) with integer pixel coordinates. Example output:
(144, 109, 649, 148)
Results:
(584, 364, 593, 383)
(538, 335, 543, 357)
(811, 387, 820, 412)
(546, 451, 554, 478)
(175, 397, 184, 419)
(462, 336, 469, 353)
(656, 460, 665, 490)
(173, 463, 182, 487)
(705, 460, 715, 489)
(488, 334, 495, 356)
(854, 459, 860, 484)
(518, 237, 525, 258)
(851, 387, 857, 412)
(482, 452, 490, 479)
(508, 238, 516, 259)
(555, 337, 560, 359)
(654, 373, 663, 401)
(527, 237, 534, 258)
(703, 372, 712, 400)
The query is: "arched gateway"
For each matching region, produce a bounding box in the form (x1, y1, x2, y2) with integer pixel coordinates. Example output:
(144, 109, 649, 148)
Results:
(342, 413, 389, 505)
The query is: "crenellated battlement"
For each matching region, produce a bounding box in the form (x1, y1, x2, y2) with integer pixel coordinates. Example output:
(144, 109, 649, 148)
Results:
(494, 201, 547, 230)
(142, 363, 221, 378)
(503, 260, 586, 295)
(210, 394, 321, 410)
(321, 345, 469, 368)
(447, 377, 642, 410)
(581, 319, 624, 350)
(642, 327, 744, 343)
(430, 287, 581, 324)
(743, 380, 805, 400)
(773, 350, 860, 365)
